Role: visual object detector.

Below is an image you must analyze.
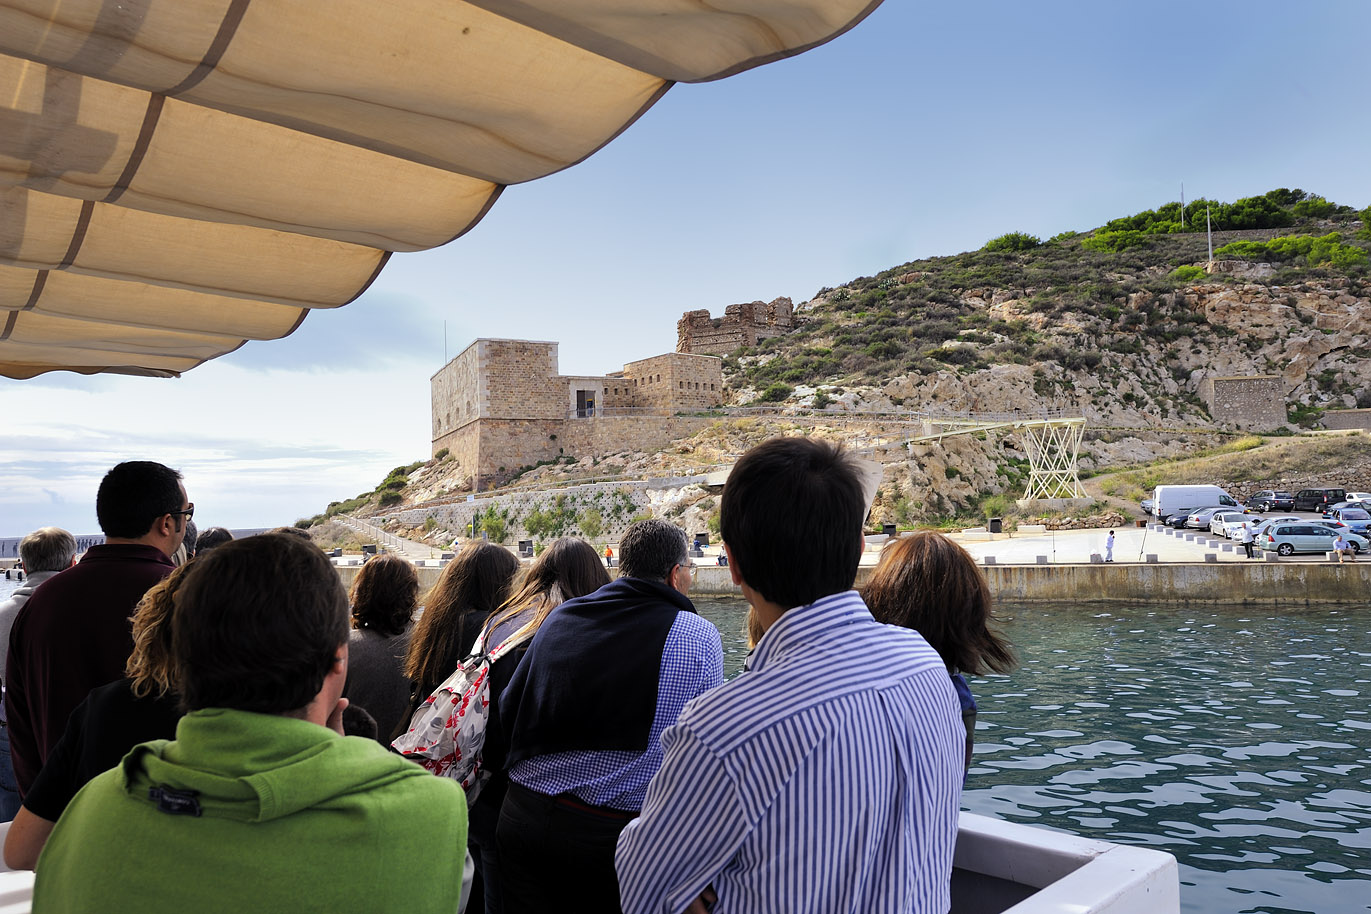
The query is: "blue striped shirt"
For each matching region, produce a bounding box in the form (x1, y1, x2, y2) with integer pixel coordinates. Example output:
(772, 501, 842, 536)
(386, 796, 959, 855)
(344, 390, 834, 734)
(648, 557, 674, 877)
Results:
(616, 590, 964, 914)
(509, 611, 723, 810)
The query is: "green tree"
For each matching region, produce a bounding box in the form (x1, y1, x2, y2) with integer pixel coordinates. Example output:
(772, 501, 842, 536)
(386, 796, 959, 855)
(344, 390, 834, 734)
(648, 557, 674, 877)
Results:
(578, 508, 603, 541)
(479, 506, 507, 543)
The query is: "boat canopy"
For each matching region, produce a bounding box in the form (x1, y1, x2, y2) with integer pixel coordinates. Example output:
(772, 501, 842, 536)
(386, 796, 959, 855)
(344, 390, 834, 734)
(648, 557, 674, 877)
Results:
(0, 0, 881, 379)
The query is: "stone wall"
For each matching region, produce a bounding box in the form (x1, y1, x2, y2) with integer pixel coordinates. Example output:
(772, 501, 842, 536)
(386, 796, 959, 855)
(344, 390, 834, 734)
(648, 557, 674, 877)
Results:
(1198, 375, 1286, 429)
(384, 479, 666, 543)
(677, 297, 795, 355)
(1323, 409, 1371, 431)
(622, 352, 723, 410)
(430, 343, 482, 443)
(561, 415, 714, 458)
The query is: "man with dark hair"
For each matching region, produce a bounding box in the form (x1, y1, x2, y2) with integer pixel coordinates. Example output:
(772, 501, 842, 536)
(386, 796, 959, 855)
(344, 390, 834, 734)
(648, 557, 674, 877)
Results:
(497, 519, 723, 913)
(5, 461, 188, 794)
(617, 437, 965, 914)
(33, 533, 468, 914)
(0, 528, 77, 820)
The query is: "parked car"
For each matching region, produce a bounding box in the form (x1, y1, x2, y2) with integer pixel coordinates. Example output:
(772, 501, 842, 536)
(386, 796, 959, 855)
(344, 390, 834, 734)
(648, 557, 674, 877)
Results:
(1321, 501, 1356, 518)
(1292, 487, 1347, 512)
(1140, 498, 1155, 516)
(1219, 515, 1262, 539)
(1207, 510, 1248, 535)
(1346, 492, 1371, 505)
(1185, 506, 1239, 530)
(1325, 507, 1371, 534)
(1262, 523, 1368, 556)
(1245, 490, 1293, 513)
(1248, 516, 1302, 539)
(1167, 508, 1202, 529)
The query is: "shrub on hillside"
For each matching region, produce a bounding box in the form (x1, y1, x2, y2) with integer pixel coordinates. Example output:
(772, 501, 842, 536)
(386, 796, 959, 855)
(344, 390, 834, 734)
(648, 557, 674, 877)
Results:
(757, 382, 793, 403)
(983, 232, 1041, 253)
(1082, 230, 1149, 253)
(1215, 233, 1366, 269)
(1170, 265, 1207, 282)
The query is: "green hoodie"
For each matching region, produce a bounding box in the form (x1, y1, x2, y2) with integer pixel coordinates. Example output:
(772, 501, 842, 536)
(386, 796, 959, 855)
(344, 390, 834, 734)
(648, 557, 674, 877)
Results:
(34, 708, 467, 914)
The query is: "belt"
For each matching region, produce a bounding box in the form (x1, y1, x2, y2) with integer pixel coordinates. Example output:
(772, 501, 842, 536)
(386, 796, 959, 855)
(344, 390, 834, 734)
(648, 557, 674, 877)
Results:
(553, 793, 637, 822)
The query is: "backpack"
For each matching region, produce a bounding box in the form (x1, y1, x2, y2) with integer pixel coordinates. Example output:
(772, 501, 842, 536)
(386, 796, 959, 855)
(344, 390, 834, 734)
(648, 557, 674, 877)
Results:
(391, 625, 532, 803)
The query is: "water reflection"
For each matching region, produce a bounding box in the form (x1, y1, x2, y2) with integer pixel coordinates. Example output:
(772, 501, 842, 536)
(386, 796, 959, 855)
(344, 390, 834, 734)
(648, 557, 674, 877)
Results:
(694, 598, 1371, 914)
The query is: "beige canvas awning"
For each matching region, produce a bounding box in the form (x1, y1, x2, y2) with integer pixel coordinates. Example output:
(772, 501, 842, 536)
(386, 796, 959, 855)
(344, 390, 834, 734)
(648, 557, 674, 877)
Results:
(1, 0, 881, 379)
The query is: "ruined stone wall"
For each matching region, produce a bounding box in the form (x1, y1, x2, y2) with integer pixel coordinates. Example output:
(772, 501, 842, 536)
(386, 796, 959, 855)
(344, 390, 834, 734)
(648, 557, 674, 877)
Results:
(1324, 409, 1371, 431)
(1198, 375, 1286, 429)
(676, 297, 795, 355)
(561, 415, 714, 458)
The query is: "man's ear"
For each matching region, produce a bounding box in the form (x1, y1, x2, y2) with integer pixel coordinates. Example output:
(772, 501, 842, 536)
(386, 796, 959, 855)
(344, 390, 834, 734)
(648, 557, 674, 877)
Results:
(724, 544, 743, 586)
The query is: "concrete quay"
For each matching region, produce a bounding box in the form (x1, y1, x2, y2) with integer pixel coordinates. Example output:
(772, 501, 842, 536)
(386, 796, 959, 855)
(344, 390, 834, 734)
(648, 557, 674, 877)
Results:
(335, 524, 1370, 605)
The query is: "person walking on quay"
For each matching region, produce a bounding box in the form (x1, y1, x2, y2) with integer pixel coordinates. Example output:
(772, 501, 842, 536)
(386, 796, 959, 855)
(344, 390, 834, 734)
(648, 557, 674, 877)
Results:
(1105, 530, 1115, 563)
(616, 438, 964, 914)
(1241, 523, 1256, 559)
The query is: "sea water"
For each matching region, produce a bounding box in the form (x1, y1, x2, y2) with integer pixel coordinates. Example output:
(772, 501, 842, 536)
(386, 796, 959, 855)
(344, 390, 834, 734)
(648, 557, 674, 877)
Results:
(694, 598, 1371, 914)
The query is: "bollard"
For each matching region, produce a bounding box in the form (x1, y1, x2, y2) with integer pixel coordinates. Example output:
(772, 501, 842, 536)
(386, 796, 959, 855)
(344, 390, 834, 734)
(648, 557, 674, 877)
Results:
(1204, 553, 1218, 563)
(1265, 552, 1280, 562)
(1090, 553, 1104, 564)
(1326, 551, 1340, 563)
(1145, 554, 1159, 563)
(1036, 555, 1048, 565)
(983, 556, 996, 566)
(1221, 543, 1234, 552)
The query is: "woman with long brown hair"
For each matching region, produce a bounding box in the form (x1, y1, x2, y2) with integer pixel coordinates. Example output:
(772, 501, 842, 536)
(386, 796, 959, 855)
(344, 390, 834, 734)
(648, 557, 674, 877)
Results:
(403, 543, 521, 706)
(861, 531, 1016, 773)
(461, 537, 609, 914)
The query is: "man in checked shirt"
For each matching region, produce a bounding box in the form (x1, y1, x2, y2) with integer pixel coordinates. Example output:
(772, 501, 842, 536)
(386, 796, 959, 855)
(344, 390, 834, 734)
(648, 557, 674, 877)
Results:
(497, 519, 724, 913)
(617, 437, 965, 914)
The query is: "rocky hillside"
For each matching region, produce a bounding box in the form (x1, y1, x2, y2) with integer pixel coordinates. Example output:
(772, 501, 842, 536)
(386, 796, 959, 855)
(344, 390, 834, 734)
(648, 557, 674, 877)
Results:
(728, 190, 1370, 428)
(313, 190, 1371, 534)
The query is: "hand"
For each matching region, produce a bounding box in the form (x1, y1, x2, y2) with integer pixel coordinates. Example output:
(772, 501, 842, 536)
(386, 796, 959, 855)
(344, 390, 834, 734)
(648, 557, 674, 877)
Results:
(327, 697, 350, 735)
(684, 885, 717, 914)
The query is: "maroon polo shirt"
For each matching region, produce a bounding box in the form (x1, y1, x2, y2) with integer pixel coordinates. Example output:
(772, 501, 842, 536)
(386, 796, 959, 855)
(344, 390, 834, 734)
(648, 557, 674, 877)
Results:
(4, 543, 174, 795)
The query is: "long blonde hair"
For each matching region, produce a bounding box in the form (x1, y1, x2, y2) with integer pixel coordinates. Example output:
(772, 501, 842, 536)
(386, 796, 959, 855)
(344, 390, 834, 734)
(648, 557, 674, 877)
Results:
(126, 560, 196, 699)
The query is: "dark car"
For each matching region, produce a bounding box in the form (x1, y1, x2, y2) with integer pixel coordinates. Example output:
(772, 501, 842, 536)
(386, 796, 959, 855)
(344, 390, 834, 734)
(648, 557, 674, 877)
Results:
(1245, 490, 1293, 512)
(1293, 488, 1347, 512)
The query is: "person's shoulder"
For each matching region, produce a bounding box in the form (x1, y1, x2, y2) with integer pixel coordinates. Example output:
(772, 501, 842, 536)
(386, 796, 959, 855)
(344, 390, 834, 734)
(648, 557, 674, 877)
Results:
(674, 609, 721, 641)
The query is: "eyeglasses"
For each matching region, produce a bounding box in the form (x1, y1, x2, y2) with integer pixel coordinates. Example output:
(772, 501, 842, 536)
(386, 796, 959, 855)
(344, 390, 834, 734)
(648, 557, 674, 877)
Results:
(674, 563, 697, 578)
(168, 504, 195, 520)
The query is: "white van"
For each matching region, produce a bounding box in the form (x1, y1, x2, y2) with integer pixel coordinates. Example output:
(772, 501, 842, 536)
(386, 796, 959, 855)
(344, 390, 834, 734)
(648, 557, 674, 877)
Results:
(1153, 485, 1238, 522)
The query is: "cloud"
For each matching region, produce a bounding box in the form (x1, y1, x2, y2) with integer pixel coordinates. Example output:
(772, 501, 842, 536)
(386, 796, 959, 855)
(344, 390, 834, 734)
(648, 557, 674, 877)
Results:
(222, 290, 442, 372)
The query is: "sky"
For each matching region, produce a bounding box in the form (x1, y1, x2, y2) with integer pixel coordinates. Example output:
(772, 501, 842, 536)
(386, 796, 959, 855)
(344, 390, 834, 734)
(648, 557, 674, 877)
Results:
(4, 0, 1371, 537)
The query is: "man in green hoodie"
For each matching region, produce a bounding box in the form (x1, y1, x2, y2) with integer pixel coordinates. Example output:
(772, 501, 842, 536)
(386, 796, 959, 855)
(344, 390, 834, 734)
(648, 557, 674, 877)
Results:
(33, 533, 468, 914)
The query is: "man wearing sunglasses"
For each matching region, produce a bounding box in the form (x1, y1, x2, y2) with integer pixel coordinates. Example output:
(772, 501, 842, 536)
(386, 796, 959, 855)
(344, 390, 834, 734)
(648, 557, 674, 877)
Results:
(5, 461, 188, 796)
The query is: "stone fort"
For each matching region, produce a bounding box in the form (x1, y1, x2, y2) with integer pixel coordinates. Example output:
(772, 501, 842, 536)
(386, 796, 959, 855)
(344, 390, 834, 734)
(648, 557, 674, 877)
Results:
(432, 339, 723, 489)
(677, 296, 795, 356)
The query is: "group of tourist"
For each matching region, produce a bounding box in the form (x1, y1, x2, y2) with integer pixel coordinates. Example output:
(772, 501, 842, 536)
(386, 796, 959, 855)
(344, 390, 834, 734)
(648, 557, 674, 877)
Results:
(0, 438, 1017, 914)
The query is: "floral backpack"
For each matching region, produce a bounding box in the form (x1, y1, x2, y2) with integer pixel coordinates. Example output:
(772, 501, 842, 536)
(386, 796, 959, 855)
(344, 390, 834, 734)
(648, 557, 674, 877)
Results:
(391, 625, 531, 802)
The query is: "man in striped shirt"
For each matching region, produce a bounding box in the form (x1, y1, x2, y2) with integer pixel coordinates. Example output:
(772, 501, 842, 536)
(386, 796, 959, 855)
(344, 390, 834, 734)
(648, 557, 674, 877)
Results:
(617, 438, 965, 914)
